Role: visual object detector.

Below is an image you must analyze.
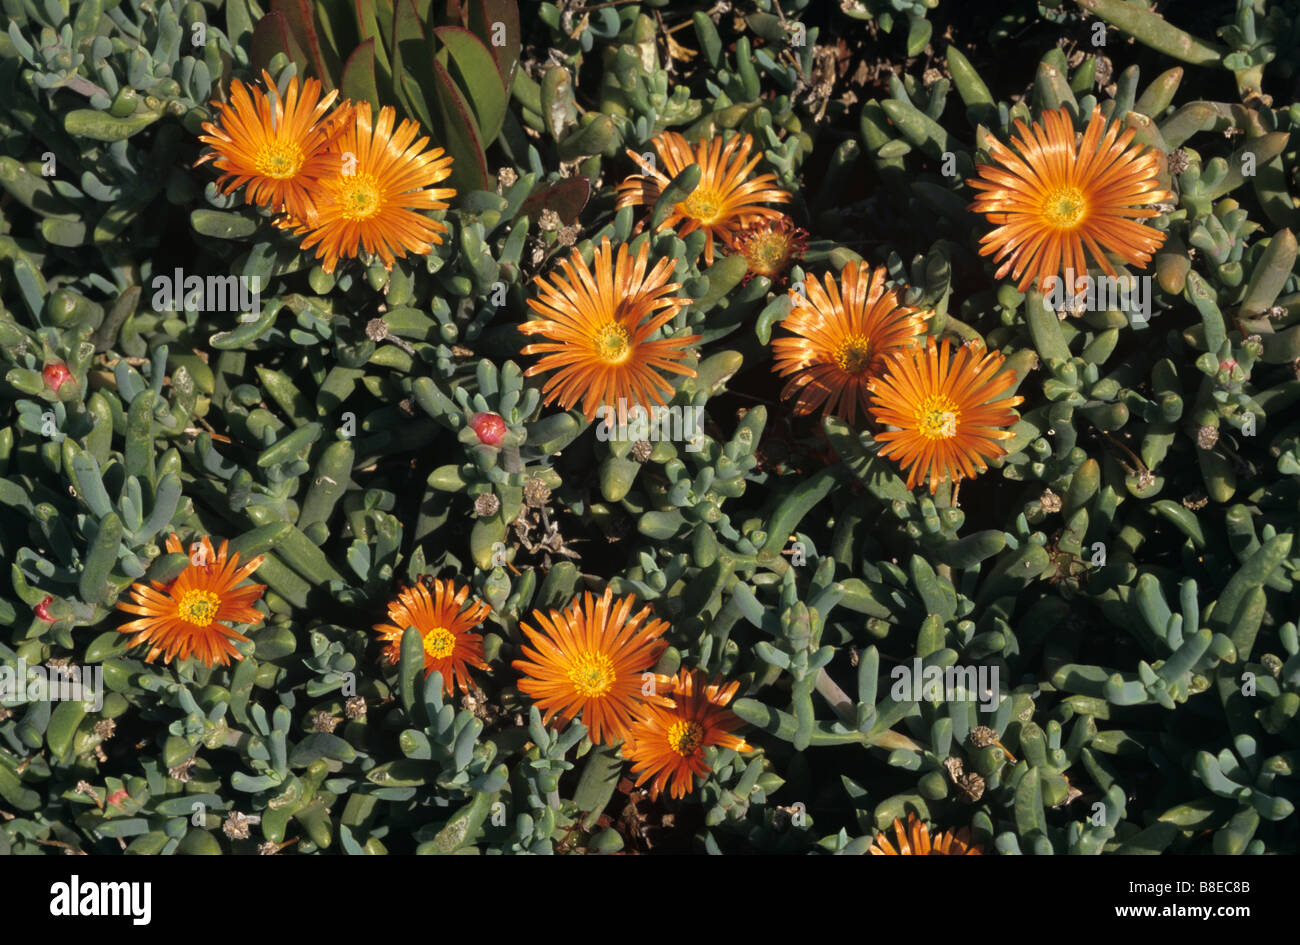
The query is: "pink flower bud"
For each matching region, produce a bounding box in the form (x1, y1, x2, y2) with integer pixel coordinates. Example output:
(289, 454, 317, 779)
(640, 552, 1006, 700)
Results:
(42, 362, 73, 391)
(470, 412, 507, 446)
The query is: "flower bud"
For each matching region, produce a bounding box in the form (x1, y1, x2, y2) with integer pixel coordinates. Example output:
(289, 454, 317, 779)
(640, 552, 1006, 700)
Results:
(470, 412, 507, 446)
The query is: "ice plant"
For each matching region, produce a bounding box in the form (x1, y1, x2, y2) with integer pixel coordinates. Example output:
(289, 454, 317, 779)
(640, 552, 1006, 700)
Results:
(519, 236, 699, 421)
(771, 261, 928, 424)
(195, 70, 350, 222)
(115, 535, 266, 667)
(968, 105, 1174, 293)
(622, 669, 752, 800)
(868, 812, 983, 855)
(470, 412, 507, 446)
(730, 215, 807, 284)
(868, 337, 1024, 494)
(615, 131, 791, 264)
(291, 102, 456, 274)
(34, 596, 55, 622)
(371, 578, 492, 696)
(513, 587, 669, 746)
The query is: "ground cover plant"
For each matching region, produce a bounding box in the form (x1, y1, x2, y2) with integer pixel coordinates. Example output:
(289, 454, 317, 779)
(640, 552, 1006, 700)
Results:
(1, 0, 1299, 856)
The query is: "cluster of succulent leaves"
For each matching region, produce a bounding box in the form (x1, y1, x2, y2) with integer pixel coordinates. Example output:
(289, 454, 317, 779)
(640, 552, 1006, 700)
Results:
(1, 0, 1298, 854)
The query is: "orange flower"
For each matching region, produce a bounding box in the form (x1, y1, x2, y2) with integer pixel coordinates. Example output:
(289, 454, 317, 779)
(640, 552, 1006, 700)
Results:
(771, 261, 928, 424)
(615, 131, 791, 264)
(868, 337, 1024, 494)
(512, 588, 669, 746)
(623, 669, 752, 800)
(294, 102, 456, 273)
(519, 236, 699, 421)
(372, 578, 492, 696)
(869, 812, 983, 855)
(968, 105, 1174, 293)
(730, 215, 808, 284)
(196, 70, 351, 222)
(115, 534, 266, 667)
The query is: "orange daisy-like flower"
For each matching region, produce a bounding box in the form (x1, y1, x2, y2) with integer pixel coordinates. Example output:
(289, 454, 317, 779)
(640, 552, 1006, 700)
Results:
(968, 105, 1174, 293)
(622, 669, 753, 801)
(293, 102, 456, 274)
(868, 812, 983, 855)
(730, 215, 808, 284)
(371, 578, 492, 696)
(868, 337, 1024, 494)
(519, 236, 699, 421)
(771, 261, 928, 424)
(195, 70, 351, 222)
(512, 587, 669, 746)
(615, 131, 791, 264)
(115, 534, 266, 667)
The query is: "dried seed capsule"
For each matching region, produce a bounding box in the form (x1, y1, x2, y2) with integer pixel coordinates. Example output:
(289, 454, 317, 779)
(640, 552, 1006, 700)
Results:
(523, 477, 552, 508)
(957, 772, 986, 803)
(223, 812, 252, 840)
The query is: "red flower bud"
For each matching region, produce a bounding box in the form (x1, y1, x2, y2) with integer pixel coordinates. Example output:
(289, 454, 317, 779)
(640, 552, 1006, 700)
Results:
(470, 412, 507, 446)
(35, 596, 56, 622)
(42, 362, 73, 391)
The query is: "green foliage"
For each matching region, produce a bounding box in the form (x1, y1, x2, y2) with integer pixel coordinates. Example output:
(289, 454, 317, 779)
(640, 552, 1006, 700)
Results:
(1, 0, 1298, 856)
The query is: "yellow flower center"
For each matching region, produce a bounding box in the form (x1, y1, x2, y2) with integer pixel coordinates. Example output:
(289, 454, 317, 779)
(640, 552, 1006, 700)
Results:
(254, 141, 304, 180)
(1043, 186, 1087, 229)
(567, 652, 615, 698)
(177, 589, 221, 627)
(422, 626, 456, 660)
(833, 334, 873, 375)
(594, 323, 632, 364)
(744, 231, 792, 276)
(916, 394, 961, 439)
(336, 173, 382, 221)
(681, 187, 723, 224)
(667, 720, 705, 756)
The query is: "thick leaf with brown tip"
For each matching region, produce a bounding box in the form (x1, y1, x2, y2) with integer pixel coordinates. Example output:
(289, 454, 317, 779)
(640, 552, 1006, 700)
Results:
(271, 0, 338, 89)
(341, 38, 381, 111)
(433, 25, 507, 144)
(467, 0, 521, 87)
(389, 0, 425, 87)
(519, 177, 591, 225)
(391, 0, 432, 131)
(354, 0, 394, 79)
(250, 11, 303, 76)
(429, 57, 489, 193)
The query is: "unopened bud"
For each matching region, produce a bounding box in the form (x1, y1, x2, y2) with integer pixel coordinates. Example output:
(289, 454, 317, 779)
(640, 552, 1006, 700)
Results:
(470, 412, 507, 446)
(42, 362, 73, 391)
